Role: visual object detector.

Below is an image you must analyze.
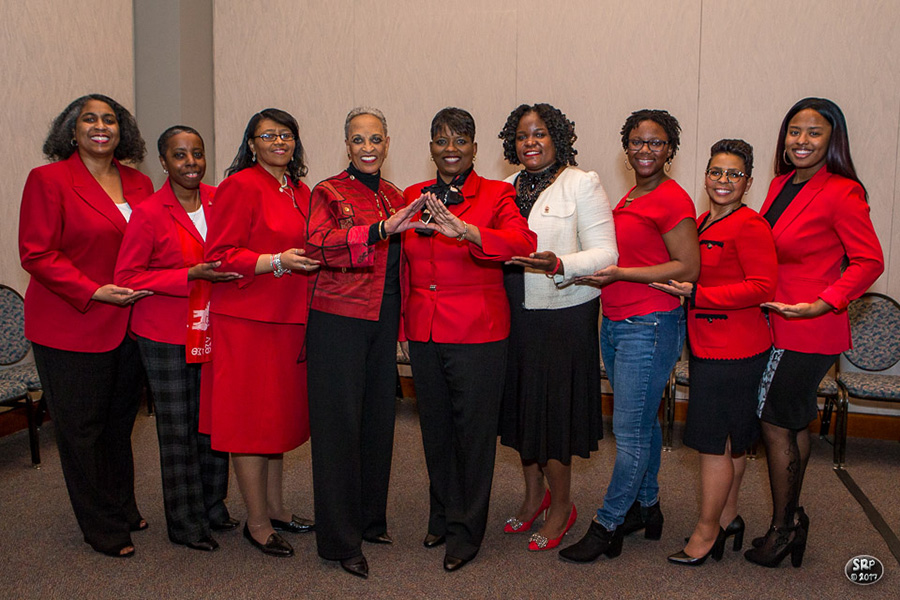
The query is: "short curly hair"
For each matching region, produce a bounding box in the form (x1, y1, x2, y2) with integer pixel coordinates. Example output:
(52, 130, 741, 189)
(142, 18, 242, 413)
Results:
(42, 94, 146, 163)
(620, 109, 681, 159)
(499, 103, 578, 167)
(708, 139, 754, 176)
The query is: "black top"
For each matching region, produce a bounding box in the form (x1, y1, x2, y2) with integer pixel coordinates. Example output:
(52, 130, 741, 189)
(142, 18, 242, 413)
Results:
(764, 178, 807, 228)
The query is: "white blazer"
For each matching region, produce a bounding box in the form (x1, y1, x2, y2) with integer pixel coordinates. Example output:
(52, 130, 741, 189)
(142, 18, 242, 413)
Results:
(505, 166, 618, 310)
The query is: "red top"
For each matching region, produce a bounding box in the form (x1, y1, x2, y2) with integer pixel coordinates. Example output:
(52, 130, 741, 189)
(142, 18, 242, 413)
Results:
(205, 164, 313, 325)
(760, 167, 883, 354)
(114, 182, 215, 345)
(688, 206, 777, 359)
(601, 179, 696, 321)
(19, 153, 153, 352)
(305, 171, 406, 321)
(401, 172, 537, 344)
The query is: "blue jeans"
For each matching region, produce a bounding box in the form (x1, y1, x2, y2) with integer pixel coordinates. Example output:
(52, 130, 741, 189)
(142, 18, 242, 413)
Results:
(596, 307, 685, 530)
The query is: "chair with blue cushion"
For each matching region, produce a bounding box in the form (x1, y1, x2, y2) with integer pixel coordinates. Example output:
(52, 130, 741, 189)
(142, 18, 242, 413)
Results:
(828, 293, 900, 469)
(0, 284, 46, 468)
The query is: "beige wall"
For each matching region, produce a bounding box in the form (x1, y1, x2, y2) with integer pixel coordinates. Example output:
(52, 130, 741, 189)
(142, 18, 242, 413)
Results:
(0, 0, 135, 294)
(212, 0, 899, 300)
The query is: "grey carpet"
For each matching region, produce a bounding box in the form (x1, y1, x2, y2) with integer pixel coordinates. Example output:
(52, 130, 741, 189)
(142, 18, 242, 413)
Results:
(1, 399, 897, 600)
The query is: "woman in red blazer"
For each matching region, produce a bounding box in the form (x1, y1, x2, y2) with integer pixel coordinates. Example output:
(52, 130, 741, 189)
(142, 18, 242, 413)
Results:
(748, 98, 883, 568)
(201, 109, 320, 558)
(402, 107, 537, 572)
(115, 126, 242, 552)
(653, 140, 777, 565)
(19, 94, 152, 557)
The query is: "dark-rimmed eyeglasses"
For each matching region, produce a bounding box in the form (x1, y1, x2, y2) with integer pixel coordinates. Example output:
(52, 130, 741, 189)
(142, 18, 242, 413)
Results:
(627, 138, 668, 152)
(706, 168, 748, 183)
(255, 133, 295, 142)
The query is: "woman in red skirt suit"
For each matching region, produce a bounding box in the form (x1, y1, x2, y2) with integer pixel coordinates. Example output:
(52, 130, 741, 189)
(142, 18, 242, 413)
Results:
(202, 108, 321, 557)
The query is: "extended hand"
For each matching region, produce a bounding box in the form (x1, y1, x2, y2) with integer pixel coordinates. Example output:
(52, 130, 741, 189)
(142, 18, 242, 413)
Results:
(761, 300, 831, 319)
(419, 193, 466, 238)
(506, 251, 560, 273)
(649, 280, 693, 297)
(575, 264, 621, 288)
(384, 194, 428, 235)
(92, 284, 153, 305)
(280, 248, 321, 272)
(188, 261, 242, 282)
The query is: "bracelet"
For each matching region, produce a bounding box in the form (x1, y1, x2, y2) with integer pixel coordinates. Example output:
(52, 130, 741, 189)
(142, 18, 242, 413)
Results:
(456, 221, 469, 241)
(379, 220, 388, 240)
(272, 252, 291, 278)
(546, 257, 562, 277)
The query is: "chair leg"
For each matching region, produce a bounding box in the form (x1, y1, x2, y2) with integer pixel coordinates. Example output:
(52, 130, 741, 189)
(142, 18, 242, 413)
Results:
(833, 386, 849, 469)
(819, 396, 834, 439)
(25, 390, 42, 468)
(662, 373, 675, 451)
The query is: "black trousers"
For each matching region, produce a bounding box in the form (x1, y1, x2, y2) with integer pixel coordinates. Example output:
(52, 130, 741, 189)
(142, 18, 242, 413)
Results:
(307, 295, 400, 561)
(32, 337, 144, 552)
(409, 338, 508, 561)
(136, 337, 231, 544)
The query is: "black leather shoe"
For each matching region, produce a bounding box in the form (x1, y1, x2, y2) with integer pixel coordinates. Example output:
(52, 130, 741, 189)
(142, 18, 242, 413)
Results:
(210, 517, 240, 532)
(340, 555, 369, 578)
(423, 533, 446, 548)
(668, 528, 725, 566)
(243, 524, 293, 557)
(186, 536, 220, 552)
(271, 515, 314, 534)
(443, 555, 469, 572)
(558, 520, 623, 563)
(363, 532, 393, 544)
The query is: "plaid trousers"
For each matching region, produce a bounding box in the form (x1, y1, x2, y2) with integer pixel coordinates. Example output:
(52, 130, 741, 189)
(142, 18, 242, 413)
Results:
(137, 337, 231, 544)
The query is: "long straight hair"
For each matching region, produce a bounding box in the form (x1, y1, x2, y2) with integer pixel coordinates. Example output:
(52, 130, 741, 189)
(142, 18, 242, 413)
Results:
(774, 97, 867, 200)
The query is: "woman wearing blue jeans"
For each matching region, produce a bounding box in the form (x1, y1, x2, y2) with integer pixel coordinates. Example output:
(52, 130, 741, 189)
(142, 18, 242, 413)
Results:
(561, 109, 699, 562)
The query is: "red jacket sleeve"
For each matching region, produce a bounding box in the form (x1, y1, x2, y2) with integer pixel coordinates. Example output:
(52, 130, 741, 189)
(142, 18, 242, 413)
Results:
(114, 202, 189, 297)
(695, 216, 778, 310)
(818, 185, 884, 311)
(470, 185, 537, 260)
(305, 182, 373, 268)
(19, 168, 98, 312)
(205, 175, 261, 288)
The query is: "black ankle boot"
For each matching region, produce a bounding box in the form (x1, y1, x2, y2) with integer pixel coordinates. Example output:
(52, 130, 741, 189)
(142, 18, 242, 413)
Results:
(744, 523, 806, 568)
(558, 520, 623, 563)
(619, 500, 664, 539)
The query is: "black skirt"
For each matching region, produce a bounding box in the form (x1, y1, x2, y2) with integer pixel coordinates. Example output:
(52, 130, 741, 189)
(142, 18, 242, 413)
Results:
(498, 268, 603, 463)
(682, 350, 769, 454)
(759, 348, 837, 430)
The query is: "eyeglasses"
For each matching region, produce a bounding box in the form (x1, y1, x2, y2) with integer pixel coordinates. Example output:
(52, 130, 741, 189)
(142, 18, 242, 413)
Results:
(627, 138, 668, 152)
(706, 168, 748, 183)
(255, 132, 295, 142)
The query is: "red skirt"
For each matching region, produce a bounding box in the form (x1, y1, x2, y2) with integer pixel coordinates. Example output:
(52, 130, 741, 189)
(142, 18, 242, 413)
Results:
(200, 313, 309, 453)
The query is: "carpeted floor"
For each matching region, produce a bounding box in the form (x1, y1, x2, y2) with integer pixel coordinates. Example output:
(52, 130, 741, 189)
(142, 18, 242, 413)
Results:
(0, 398, 897, 600)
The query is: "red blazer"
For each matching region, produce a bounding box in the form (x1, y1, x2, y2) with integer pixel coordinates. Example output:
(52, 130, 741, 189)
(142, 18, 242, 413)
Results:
(688, 206, 777, 359)
(205, 164, 313, 325)
(114, 182, 215, 345)
(401, 171, 537, 344)
(760, 167, 883, 354)
(19, 153, 153, 352)
(305, 171, 406, 321)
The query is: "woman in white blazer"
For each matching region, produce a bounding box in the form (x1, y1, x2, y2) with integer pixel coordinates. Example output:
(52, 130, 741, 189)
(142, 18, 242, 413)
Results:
(498, 103, 618, 552)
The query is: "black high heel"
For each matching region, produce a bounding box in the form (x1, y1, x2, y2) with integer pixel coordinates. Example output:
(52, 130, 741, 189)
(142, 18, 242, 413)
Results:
(723, 516, 745, 551)
(668, 528, 726, 566)
(752, 507, 807, 548)
(744, 523, 806, 568)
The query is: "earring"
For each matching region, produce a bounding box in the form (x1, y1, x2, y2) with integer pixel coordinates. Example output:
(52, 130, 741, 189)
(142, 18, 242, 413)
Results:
(783, 149, 792, 165)
(252, 153, 257, 163)
(71, 139, 77, 147)
(430, 156, 435, 162)
(163, 169, 169, 175)
(624, 155, 633, 171)
(664, 161, 672, 174)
